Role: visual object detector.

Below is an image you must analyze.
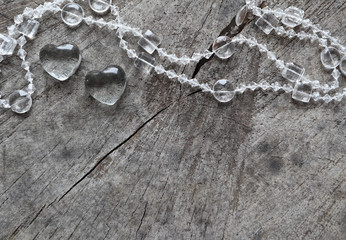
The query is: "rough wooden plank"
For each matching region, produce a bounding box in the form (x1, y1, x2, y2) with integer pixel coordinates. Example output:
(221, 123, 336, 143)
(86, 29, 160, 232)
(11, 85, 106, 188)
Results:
(0, 0, 345, 239)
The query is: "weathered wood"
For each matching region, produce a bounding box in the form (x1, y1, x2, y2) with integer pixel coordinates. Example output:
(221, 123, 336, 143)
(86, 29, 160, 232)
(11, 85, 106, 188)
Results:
(0, 0, 345, 239)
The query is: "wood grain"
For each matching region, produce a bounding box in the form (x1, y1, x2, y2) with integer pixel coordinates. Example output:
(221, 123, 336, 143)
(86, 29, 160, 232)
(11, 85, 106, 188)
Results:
(0, 0, 345, 239)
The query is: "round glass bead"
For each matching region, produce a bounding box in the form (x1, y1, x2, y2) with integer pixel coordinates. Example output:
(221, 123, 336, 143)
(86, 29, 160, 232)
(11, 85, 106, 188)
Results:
(213, 36, 235, 59)
(340, 56, 346, 76)
(89, 0, 112, 14)
(282, 7, 304, 28)
(61, 3, 84, 27)
(8, 90, 32, 114)
(320, 47, 341, 69)
(213, 79, 235, 103)
(236, 5, 248, 26)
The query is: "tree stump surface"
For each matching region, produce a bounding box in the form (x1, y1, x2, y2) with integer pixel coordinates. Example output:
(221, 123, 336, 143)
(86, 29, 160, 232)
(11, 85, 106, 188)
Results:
(0, 0, 345, 239)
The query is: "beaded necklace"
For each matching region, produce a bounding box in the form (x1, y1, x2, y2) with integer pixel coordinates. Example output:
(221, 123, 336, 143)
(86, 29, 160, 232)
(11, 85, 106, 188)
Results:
(0, 0, 345, 114)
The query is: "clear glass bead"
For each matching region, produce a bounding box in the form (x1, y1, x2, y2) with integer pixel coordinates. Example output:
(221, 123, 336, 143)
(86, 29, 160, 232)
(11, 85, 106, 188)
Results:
(312, 92, 320, 101)
(292, 82, 312, 103)
(7, 25, 19, 38)
(322, 94, 332, 103)
(213, 36, 235, 59)
(213, 79, 235, 103)
(0, 34, 17, 56)
(127, 49, 136, 59)
(14, 14, 24, 24)
(282, 62, 305, 82)
(17, 35, 27, 47)
(89, 0, 112, 15)
(166, 70, 177, 79)
(332, 68, 340, 80)
(84, 16, 95, 25)
(154, 65, 165, 74)
(17, 48, 27, 59)
(320, 47, 341, 69)
(61, 3, 84, 27)
(134, 52, 156, 73)
(255, 13, 279, 35)
(95, 18, 107, 28)
(339, 56, 346, 76)
(282, 7, 304, 28)
(8, 90, 32, 114)
(21, 61, 30, 70)
(18, 19, 40, 39)
(26, 83, 36, 94)
(138, 30, 161, 54)
(236, 5, 248, 26)
(25, 72, 34, 82)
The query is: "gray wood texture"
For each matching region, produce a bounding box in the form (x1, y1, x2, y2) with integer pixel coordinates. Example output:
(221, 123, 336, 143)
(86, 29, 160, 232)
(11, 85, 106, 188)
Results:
(0, 0, 345, 239)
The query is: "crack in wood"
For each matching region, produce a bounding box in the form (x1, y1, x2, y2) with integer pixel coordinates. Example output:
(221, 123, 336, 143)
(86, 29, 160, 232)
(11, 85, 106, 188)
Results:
(58, 105, 171, 202)
(192, 1, 266, 79)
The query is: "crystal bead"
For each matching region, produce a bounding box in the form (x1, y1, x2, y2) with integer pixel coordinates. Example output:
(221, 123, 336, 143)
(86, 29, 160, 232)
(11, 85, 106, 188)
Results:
(282, 62, 305, 82)
(23, 7, 35, 18)
(8, 90, 32, 114)
(334, 93, 343, 102)
(275, 26, 285, 36)
(85, 65, 126, 105)
(312, 92, 320, 101)
(127, 49, 136, 59)
(282, 7, 304, 28)
(21, 61, 30, 71)
(236, 5, 248, 26)
(166, 70, 177, 79)
(61, 3, 84, 27)
(320, 47, 341, 69)
(95, 18, 107, 28)
(213, 36, 235, 59)
(18, 19, 40, 39)
(33, 6, 45, 19)
(0, 99, 10, 109)
(138, 30, 161, 54)
(275, 60, 285, 69)
(323, 94, 332, 103)
(27, 83, 36, 94)
(134, 52, 156, 73)
(17, 35, 27, 47)
(339, 56, 346, 76)
(0, 34, 17, 56)
(25, 72, 34, 82)
(84, 16, 95, 25)
(319, 38, 328, 48)
(292, 82, 312, 103)
(17, 48, 27, 59)
(119, 39, 128, 49)
(89, 0, 111, 15)
(7, 25, 19, 38)
(332, 68, 340, 80)
(116, 28, 125, 38)
(154, 65, 165, 74)
(178, 74, 188, 84)
(39, 43, 82, 81)
(14, 14, 24, 24)
(213, 79, 235, 103)
(188, 78, 199, 87)
(255, 13, 279, 35)
(267, 51, 276, 61)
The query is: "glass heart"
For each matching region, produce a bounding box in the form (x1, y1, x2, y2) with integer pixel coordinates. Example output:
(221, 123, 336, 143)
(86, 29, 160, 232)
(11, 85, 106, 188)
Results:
(39, 43, 82, 81)
(85, 65, 127, 105)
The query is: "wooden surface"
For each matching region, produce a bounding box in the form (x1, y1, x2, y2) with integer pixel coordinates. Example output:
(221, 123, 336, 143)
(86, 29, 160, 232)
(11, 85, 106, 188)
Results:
(0, 0, 345, 239)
